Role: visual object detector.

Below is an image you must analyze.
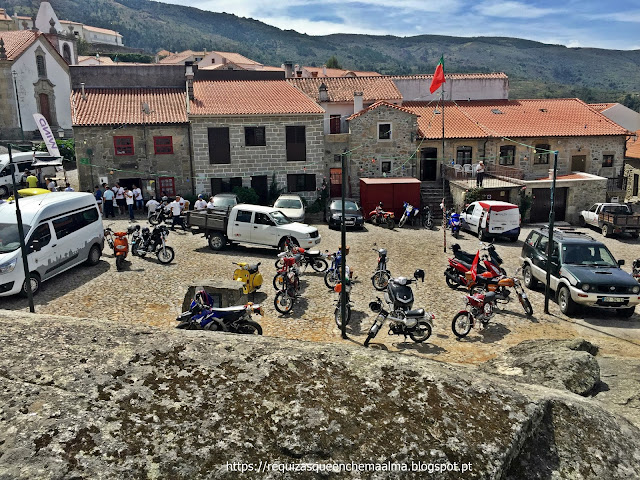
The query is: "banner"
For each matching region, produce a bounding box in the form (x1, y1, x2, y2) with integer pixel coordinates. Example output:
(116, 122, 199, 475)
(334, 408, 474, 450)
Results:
(32, 113, 61, 158)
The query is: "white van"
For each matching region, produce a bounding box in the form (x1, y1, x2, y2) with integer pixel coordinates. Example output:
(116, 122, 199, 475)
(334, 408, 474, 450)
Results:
(0, 151, 60, 196)
(0, 192, 103, 297)
(460, 200, 521, 242)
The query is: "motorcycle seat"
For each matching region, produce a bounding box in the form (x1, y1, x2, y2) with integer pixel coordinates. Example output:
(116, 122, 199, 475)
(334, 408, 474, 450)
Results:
(209, 306, 246, 313)
(247, 264, 260, 274)
(475, 274, 498, 285)
(483, 291, 497, 301)
(406, 308, 425, 317)
(306, 249, 320, 256)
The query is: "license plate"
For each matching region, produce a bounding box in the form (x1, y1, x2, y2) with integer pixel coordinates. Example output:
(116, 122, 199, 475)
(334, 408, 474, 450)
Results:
(603, 296, 625, 303)
(493, 227, 503, 230)
(345, 220, 355, 225)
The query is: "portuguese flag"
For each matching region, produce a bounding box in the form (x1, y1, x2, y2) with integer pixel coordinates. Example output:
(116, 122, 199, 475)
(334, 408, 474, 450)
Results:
(429, 56, 445, 94)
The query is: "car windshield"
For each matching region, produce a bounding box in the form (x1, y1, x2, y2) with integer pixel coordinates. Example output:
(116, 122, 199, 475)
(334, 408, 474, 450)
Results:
(270, 211, 292, 225)
(562, 244, 618, 267)
(0, 223, 32, 253)
(213, 197, 236, 207)
(602, 205, 630, 214)
(274, 199, 302, 209)
(330, 200, 359, 212)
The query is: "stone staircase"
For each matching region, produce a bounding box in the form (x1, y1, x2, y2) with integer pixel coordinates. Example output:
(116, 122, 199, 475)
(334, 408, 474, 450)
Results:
(421, 181, 454, 212)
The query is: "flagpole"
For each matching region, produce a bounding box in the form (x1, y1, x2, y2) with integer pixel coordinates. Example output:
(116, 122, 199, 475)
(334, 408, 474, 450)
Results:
(441, 62, 446, 253)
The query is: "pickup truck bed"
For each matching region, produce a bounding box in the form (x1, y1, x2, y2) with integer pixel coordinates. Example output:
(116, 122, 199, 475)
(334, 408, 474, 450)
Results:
(185, 210, 227, 231)
(599, 212, 640, 237)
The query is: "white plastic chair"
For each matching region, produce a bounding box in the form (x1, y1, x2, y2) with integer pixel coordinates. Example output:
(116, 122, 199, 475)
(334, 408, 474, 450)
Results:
(463, 164, 473, 177)
(453, 164, 463, 177)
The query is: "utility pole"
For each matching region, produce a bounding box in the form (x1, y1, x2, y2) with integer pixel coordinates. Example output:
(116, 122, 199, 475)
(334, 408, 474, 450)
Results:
(340, 151, 348, 339)
(12, 71, 25, 141)
(544, 151, 559, 314)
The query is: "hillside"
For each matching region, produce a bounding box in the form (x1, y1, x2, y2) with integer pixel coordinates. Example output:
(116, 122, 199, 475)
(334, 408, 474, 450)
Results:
(5, 0, 640, 107)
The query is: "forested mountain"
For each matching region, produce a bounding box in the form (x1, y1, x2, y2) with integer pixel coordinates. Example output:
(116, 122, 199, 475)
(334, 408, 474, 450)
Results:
(5, 0, 640, 108)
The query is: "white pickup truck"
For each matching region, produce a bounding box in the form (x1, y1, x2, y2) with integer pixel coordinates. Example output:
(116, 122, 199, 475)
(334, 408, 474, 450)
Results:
(579, 203, 640, 238)
(186, 204, 321, 251)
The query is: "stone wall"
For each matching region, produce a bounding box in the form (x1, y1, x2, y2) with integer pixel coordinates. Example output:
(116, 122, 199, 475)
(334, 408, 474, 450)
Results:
(0, 61, 19, 138)
(190, 114, 324, 202)
(75, 124, 193, 196)
(347, 105, 418, 198)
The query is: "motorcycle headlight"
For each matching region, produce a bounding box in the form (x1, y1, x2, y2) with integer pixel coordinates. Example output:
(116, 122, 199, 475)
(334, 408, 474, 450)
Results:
(581, 284, 590, 292)
(0, 258, 17, 274)
(633, 286, 640, 294)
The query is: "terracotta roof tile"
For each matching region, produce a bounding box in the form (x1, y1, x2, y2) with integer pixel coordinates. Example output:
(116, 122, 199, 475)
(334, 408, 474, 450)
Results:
(158, 50, 203, 64)
(302, 66, 381, 77)
(404, 98, 629, 139)
(0, 9, 11, 21)
(348, 101, 417, 120)
(190, 80, 324, 116)
(0, 30, 39, 60)
(77, 55, 115, 65)
(627, 131, 640, 160)
(83, 25, 122, 36)
(588, 103, 617, 112)
(72, 88, 188, 126)
(288, 77, 402, 103)
(213, 51, 261, 65)
(388, 72, 508, 80)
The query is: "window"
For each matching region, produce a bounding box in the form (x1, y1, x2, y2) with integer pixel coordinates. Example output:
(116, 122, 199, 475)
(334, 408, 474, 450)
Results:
(153, 136, 173, 154)
(456, 146, 472, 165)
(235, 210, 253, 223)
(52, 208, 99, 239)
(333, 154, 342, 162)
(254, 213, 273, 225)
(36, 55, 46, 77)
(378, 123, 391, 140)
(466, 204, 475, 216)
(286, 126, 306, 161)
(62, 44, 71, 64)
(245, 127, 266, 147)
(28, 223, 52, 252)
(499, 145, 516, 166)
(381, 161, 392, 174)
(526, 232, 541, 247)
(158, 177, 176, 197)
(330, 115, 341, 134)
(208, 127, 231, 164)
(287, 174, 316, 192)
(210, 177, 242, 194)
(114, 136, 134, 155)
(534, 144, 550, 165)
(602, 154, 614, 167)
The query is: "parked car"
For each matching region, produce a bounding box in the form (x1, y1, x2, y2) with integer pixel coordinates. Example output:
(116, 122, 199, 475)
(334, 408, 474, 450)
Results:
(273, 194, 305, 222)
(186, 204, 321, 251)
(209, 193, 239, 212)
(460, 200, 520, 242)
(0, 192, 103, 297)
(520, 226, 639, 317)
(325, 198, 365, 230)
(579, 203, 640, 238)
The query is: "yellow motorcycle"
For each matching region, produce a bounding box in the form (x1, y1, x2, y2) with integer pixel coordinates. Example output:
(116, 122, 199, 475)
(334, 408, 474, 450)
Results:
(233, 262, 263, 295)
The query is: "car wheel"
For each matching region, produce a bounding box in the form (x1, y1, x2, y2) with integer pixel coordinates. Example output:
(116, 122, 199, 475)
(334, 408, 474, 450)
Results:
(616, 307, 635, 318)
(208, 232, 226, 251)
(558, 285, 576, 315)
(20, 273, 41, 297)
(578, 216, 586, 227)
(0, 185, 9, 197)
(602, 224, 611, 238)
(522, 264, 538, 289)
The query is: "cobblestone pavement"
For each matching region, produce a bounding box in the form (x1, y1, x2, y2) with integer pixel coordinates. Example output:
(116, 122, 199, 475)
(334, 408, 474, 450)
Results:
(2, 214, 639, 364)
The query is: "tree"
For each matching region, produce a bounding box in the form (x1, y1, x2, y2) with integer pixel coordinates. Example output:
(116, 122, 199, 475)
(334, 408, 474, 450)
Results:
(326, 55, 342, 69)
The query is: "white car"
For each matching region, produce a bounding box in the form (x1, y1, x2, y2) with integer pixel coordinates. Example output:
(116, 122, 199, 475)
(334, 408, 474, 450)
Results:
(273, 194, 305, 222)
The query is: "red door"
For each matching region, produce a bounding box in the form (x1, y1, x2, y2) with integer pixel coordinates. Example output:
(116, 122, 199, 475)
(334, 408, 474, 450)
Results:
(330, 168, 342, 197)
(39, 93, 52, 124)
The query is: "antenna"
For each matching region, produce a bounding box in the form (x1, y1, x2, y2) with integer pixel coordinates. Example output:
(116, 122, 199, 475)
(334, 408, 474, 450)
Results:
(141, 102, 154, 115)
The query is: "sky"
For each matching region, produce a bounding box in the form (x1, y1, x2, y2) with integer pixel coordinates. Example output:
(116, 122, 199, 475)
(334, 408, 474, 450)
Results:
(165, 0, 640, 50)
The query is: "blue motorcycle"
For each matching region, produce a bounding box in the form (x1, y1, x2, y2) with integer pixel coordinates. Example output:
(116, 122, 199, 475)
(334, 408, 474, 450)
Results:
(447, 210, 461, 238)
(324, 248, 352, 289)
(398, 201, 421, 228)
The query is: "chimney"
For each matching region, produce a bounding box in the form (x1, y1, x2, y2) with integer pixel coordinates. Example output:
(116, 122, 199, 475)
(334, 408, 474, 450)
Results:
(295, 64, 302, 77)
(353, 91, 363, 114)
(282, 61, 293, 78)
(0, 39, 6, 60)
(322, 64, 327, 76)
(318, 83, 329, 103)
(185, 61, 194, 100)
(80, 82, 86, 100)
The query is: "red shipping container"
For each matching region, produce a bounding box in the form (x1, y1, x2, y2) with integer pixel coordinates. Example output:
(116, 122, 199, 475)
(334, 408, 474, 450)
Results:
(360, 177, 421, 220)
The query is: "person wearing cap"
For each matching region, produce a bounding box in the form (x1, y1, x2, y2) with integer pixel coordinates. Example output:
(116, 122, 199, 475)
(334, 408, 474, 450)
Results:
(194, 194, 207, 210)
(476, 161, 485, 187)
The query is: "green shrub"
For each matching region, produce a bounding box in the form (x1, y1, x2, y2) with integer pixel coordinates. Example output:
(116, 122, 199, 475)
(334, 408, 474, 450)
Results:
(233, 186, 260, 204)
(464, 187, 484, 205)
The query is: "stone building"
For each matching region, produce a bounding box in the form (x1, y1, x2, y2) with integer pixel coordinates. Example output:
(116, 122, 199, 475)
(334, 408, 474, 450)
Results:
(623, 131, 640, 203)
(188, 78, 325, 203)
(72, 87, 191, 198)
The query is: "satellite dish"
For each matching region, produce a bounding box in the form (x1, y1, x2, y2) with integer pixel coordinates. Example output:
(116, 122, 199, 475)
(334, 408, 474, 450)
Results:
(141, 102, 154, 115)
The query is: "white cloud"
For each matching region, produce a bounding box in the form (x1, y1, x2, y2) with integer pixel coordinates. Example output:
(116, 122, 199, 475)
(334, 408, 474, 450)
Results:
(594, 11, 640, 23)
(473, 1, 561, 19)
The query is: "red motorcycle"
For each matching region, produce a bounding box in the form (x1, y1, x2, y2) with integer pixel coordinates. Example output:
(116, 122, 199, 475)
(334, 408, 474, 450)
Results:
(273, 254, 300, 290)
(451, 290, 498, 338)
(444, 246, 503, 289)
(368, 205, 395, 229)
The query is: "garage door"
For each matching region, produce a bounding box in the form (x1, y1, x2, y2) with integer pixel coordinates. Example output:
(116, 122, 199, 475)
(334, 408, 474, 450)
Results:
(530, 187, 567, 223)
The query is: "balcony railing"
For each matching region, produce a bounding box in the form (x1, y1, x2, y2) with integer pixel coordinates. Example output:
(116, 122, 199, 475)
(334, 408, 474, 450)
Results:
(442, 163, 525, 189)
(607, 176, 625, 191)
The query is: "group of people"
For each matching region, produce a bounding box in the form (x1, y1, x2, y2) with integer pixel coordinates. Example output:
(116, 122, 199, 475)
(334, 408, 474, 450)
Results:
(95, 183, 144, 220)
(22, 170, 74, 192)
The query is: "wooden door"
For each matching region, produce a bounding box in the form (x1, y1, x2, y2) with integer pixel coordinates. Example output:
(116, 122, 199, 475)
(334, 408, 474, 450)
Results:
(530, 187, 567, 223)
(39, 93, 52, 124)
(251, 175, 268, 204)
(329, 115, 341, 134)
(420, 148, 438, 181)
(330, 168, 342, 197)
(571, 155, 586, 172)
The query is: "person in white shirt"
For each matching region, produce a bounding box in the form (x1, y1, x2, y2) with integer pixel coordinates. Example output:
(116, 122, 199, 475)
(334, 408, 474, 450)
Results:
(207, 196, 215, 209)
(168, 196, 185, 231)
(146, 198, 160, 218)
(64, 182, 74, 192)
(47, 178, 57, 192)
(177, 195, 186, 211)
(115, 183, 125, 215)
(124, 187, 135, 220)
(194, 194, 207, 210)
(132, 185, 143, 210)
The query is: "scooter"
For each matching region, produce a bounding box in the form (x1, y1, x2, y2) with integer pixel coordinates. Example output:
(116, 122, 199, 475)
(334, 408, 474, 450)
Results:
(398, 202, 420, 228)
(233, 261, 263, 295)
(444, 244, 504, 289)
(324, 249, 352, 289)
(104, 226, 133, 271)
(371, 247, 391, 291)
(447, 210, 461, 238)
(451, 290, 498, 338)
(130, 224, 175, 264)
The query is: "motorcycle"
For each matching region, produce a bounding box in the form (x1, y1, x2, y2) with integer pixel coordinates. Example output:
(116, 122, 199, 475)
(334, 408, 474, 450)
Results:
(104, 225, 134, 271)
(176, 290, 263, 334)
(444, 244, 505, 290)
(233, 261, 263, 295)
(446, 209, 461, 238)
(468, 268, 533, 316)
(324, 249, 352, 289)
(398, 202, 420, 228)
(633, 259, 640, 282)
(371, 247, 391, 291)
(275, 238, 328, 272)
(149, 202, 171, 226)
(334, 279, 353, 329)
(452, 243, 504, 271)
(364, 269, 434, 347)
(274, 262, 301, 314)
(422, 205, 434, 230)
(273, 254, 300, 290)
(451, 290, 498, 338)
(368, 208, 395, 229)
(130, 224, 175, 264)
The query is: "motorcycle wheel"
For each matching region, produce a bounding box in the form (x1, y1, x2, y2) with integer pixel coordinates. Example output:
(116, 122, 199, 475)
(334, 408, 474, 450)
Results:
(519, 294, 534, 316)
(275, 257, 284, 269)
(386, 217, 394, 229)
(452, 312, 473, 338)
(115, 255, 125, 271)
(398, 215, 407, 228)
(149, 214, 160, 226)
(445, 269, 461, 289)
(364, 324, 380, 347)
(235, 320, 263, 335)
(176, 321, 198, 330)
(156, 246, 175, 264)
(470, 285, 486, 296)
(274, 291, 294, 314)
(311, 258, 328, 272)
(273, 273, 285, 290)
(372, 271, 390, 291)
(334, 303, 352, 329)
(371, 216, 379, 226)
(453, 229, 460, 238)
(324, 270, 339, 289)
(409, 320, 433, 343)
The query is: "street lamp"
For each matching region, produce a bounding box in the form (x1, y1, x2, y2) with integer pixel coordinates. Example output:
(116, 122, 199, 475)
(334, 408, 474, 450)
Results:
(11, 71, 25, 141)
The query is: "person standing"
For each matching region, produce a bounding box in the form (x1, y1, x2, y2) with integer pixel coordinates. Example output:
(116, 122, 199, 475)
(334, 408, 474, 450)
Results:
(476, 161, 485, 188)
(47, 178, 57, 192)
(207, 196, 215, 209)
(26, 171, 38, 189)
(94, 185, 103, 214)
(103, 186, 115, 218)
(64, 183, 74, 192)
(133, 185, 144, 210)
(115, 183, 125, 215)
(167, 195, 185, 231)
(194, 194, 207, 210)
(124, 187, 135, 220)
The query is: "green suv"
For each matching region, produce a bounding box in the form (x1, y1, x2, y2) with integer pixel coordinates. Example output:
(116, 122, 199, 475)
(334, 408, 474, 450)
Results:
(520, 227, 639, 317)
